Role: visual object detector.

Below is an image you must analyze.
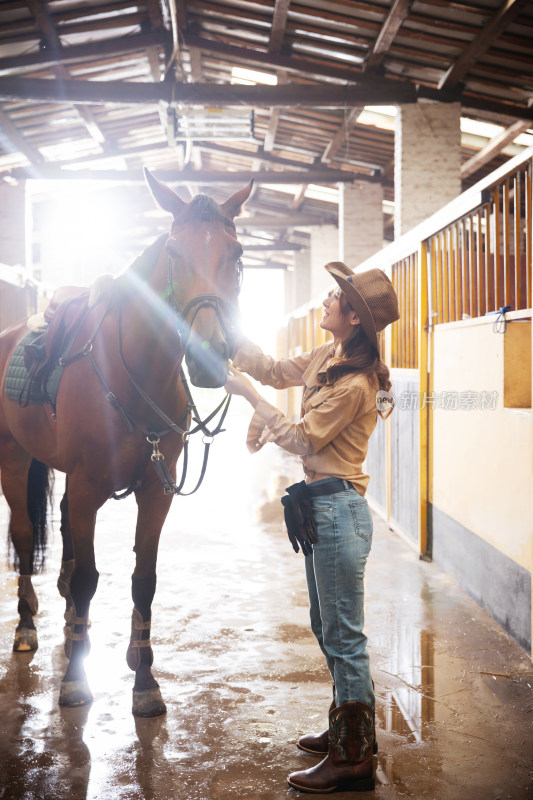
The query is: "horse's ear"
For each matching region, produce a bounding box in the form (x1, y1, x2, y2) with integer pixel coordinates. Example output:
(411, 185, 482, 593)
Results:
(220, 180, 254, 220)
(144, 168, 187, 219)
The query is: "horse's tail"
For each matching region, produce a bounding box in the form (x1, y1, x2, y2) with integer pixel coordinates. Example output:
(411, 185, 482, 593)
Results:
(26, 459, 55, 573)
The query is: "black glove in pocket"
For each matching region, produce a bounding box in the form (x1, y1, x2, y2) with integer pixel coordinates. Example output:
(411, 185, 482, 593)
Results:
(281, 481, 318, 555)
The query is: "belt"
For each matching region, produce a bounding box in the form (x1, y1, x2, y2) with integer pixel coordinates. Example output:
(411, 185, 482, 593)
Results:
(306, 478, 352, 497)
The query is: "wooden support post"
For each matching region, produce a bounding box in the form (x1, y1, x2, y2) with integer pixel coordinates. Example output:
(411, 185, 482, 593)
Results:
(418, 240, 430, 558)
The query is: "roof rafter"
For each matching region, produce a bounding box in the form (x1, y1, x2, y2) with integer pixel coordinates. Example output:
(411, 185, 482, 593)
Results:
(0, 32, 170, 73)
(321, 106, 364, 164)
(364, 0, 411, 73)
(461, 118, 531, 178)
(25, 0, 106, 145)
(438, 0, 530, 90)
(269, 0, 291, 54)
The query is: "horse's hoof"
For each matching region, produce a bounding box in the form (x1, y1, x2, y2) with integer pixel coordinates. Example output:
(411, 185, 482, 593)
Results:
(132, 688, 167, 717)
(13, 628, 38, 652)
(59, 680, 93, 707)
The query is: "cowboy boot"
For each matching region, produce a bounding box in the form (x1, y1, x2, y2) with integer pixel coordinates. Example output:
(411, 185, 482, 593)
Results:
(288, 701, 375, 793)
(298, 684, 378, 756)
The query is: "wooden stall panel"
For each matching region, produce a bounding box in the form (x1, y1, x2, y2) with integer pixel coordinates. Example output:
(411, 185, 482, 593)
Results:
(391, 254, 418, 369)
(390, 373, 420, 546)
(429, 160, 532, 324)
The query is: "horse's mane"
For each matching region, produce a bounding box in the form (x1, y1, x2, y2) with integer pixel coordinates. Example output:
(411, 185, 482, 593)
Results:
(125, 233, 169, 280)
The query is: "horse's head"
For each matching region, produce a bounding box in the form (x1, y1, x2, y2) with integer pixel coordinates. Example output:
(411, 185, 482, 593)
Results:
(145, 169, 252, 388)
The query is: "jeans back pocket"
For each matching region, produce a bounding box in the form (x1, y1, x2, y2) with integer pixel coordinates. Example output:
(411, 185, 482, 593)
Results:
(349, 499, 373, 541)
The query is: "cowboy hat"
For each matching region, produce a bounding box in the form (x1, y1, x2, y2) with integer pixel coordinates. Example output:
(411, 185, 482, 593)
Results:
(324, 262, 399, 352)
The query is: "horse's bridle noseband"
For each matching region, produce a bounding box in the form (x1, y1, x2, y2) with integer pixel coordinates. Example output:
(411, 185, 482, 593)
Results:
(178, 293, 232, 349)
(166, 252, 238, 356)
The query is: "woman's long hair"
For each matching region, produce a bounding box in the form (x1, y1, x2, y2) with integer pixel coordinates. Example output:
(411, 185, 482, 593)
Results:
(319, 293, 393, 417)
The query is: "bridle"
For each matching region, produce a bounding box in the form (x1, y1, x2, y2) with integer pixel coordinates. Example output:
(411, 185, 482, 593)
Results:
(79, 237, 241, 499)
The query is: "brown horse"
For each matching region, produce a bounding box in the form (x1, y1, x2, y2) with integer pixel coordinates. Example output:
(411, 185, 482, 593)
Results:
(0, 170, 252, 716)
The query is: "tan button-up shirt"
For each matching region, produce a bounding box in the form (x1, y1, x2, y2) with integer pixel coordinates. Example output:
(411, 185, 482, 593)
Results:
(232, 340, 379, 496)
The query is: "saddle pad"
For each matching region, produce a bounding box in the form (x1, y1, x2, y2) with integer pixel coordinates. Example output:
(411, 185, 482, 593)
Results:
(4, 332, 64, 407)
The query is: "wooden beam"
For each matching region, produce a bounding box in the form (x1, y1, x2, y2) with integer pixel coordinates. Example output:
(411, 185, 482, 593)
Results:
(263, 70, 286, 152)
(365, 0, 411, 73)
(0, 75, 419, 107)
(264, 108, 280, 152)
(145, 0, 165, 30)
(242, 260, 289, 269)
(194, 141, 312, 169)
(144, 0, 166, 84)
(461, 119, 531, 178)
(418, 84, 533, 121)
(157, 169, 356, 184)
(182, 32, 366, 83)
(170, 0, 188, 31)
(10, 165, 355, 184)
(146, 46, 163, 82)
(25, 0, 61, 53)
(166, 0, 187, 80)
(0, 32, 170, 73)
(291, 184, 308, 210)
(238, 214, 336, 228)
(25, 0, 107, 145)
(269, 0, 291, 54)
(188, 47, 203, 81)
(244, 242, 305, 251)
(1, 76, 530, 121)
(321, 106, 363, 164)
(438, 0, 530, 90)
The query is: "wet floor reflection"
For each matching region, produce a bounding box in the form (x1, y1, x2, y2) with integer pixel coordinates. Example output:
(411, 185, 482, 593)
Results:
(377, 628, 435, 743)
(1, 409, 532, 799)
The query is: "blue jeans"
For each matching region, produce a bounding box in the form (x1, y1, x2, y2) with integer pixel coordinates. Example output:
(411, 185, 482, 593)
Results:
(305, 479, 374, 709)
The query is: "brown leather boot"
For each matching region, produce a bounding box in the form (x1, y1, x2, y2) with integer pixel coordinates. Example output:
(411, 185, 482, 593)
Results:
(288, 701, 375, 793)
(298, 693, 378, 757)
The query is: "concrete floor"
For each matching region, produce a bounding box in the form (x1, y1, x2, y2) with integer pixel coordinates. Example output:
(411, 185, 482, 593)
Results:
(0, 402, 532, 800)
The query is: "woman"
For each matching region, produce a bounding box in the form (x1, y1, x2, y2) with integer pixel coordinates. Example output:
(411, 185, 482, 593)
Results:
(225, 262, 399, 793)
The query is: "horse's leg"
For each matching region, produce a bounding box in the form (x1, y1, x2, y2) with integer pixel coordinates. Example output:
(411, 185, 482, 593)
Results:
(59, 476, 101, 708)
(0, 445, 48, 652)
(56, 478, 76, 631)
(127, 486, 173, 717)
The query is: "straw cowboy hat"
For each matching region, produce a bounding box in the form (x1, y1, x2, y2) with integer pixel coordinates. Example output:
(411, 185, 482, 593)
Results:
(325, 262, 400, 352)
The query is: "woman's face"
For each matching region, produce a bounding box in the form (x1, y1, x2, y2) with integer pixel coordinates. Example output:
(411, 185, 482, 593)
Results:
(320, 289, 360, 341)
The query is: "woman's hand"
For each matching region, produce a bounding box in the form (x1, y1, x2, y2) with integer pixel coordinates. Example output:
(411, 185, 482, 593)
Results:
(225, 364, 261, 408)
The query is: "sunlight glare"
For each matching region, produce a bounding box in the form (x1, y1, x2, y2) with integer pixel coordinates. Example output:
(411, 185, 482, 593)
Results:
(34, 181, 128, 286)
(239, 267, 285, 355)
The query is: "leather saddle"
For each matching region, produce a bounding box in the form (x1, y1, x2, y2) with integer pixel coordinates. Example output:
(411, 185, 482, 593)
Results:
(21, 287, 90, 406)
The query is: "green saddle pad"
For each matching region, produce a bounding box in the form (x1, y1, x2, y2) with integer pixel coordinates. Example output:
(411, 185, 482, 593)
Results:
(4, 331, 64, 407)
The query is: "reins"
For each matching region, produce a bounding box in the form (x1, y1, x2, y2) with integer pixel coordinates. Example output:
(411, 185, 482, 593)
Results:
(114, 301, 232, 496)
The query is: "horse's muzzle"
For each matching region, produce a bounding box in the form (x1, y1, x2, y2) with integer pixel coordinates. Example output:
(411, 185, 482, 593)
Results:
(185, 339, 229, 388)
